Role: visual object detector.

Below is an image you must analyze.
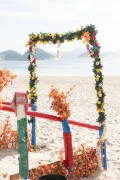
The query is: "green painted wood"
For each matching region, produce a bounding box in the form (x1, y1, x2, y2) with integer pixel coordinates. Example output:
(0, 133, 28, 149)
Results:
(17, 118, 29, 179)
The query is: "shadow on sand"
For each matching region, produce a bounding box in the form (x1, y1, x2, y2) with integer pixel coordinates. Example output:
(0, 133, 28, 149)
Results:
(0, 149, 17, 161)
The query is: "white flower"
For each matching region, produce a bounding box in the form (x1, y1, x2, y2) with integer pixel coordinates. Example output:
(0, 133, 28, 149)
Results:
(96, 61, 99, 65)
(96, 74, 100, 78)
(99, 83, 102, 87)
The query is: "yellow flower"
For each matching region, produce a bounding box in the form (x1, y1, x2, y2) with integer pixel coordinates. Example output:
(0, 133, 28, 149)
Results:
(57, 40, 61, 43)
(101, 103, 105, 107)
(97, 101, 101, 104)
(48, 33, 52, 36)
(43, 41, 48, 44)
(29, 95, 32, 99)
(97, 108, 104, 113)
(97, 90, 101, 95)
(95, 68, 100, 72)
(83, 32, 90, 41)
(31, 87, 34, 91)
(95, 77, 99, 81)
(52, 34, 56, 39)
(59, 33, 63, 37)
(39, 34, 43, 39)
(30, 35, 35, 40)
(36, 41, 41, 44)
(83, 32, 90, 37)
(100, 109, 104, 113)
(30, 35, 33, 40)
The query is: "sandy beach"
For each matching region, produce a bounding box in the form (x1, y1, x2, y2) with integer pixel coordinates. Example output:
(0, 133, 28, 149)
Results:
(0, 75, 120, 180)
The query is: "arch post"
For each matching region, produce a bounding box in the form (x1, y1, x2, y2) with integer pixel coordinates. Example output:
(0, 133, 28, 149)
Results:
(99, 124, 107, 169)
(31, 102, 37, 150)
(28, 44, 38, 150)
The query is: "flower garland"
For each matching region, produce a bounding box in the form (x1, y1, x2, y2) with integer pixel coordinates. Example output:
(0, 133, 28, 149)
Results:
(26, 25, 106, 123)
(28, 44, 38, 103)
(26, 24, 107, 170)
(81, 29, 106, 123)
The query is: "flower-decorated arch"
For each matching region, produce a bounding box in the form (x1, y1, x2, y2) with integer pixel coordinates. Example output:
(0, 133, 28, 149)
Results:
(26, 24, 107, 171)
(26, 24, 106, 123)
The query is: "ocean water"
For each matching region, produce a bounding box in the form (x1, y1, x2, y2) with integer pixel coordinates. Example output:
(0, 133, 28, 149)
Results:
(0, 57, 120, 76)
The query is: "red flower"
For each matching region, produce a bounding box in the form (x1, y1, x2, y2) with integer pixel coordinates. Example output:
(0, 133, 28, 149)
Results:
(95, 42, 99, 46)
(93, 32, 97, 36)
(92, 54, 96, 58)
(91, 36, 94, 40)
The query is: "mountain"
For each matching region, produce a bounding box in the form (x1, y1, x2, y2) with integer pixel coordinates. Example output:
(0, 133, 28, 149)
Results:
(61, 48, 87, 58)
(101, 51, 120, 57)
(22, 48, 55, 60)
(0, 50, 22, 61)
(79, 51, 120, 58)
(0, 48, 55, 61)
(78, 52, 88, 58)
(0, 48, 119, 61)
(60, 47, 120, 58)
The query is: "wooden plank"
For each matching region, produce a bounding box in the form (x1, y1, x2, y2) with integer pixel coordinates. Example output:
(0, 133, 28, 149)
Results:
(10, 173, 20, 180)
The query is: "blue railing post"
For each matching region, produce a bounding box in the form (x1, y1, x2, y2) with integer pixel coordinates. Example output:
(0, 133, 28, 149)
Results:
(99, 125, 107, 169)
(31, 103, 37, 150)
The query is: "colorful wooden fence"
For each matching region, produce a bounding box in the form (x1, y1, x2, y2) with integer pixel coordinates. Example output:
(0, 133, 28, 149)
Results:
(0, 92, 107, 179)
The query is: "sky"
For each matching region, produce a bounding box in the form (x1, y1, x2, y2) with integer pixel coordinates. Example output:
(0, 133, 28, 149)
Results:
(0, 0, 120, 54)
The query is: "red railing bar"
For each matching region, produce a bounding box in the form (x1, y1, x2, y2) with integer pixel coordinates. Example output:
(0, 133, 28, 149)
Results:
(2, 102, 32, 107)
(0, 105, 100, 131)
(1, 102, 10, 105)
(27, 111, 100, 131)
(68, 119, 100, 130)
(0, 105, 15, 113)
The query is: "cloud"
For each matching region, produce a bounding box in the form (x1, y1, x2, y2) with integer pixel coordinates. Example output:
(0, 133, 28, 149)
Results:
(0, 0, 120, 53)
(0, 9, 79, 21)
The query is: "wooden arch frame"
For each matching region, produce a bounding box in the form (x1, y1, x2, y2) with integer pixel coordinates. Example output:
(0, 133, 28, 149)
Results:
(27, 24, 106, 124)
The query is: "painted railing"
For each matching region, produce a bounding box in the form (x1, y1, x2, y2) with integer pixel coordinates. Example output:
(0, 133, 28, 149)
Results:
(0, 92, 107, 179)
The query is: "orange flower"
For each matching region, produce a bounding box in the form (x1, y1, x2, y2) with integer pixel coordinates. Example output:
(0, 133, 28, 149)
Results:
(83, 31, 90, 41)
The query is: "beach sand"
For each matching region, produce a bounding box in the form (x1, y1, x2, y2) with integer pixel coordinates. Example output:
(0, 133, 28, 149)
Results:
(0, 75, 120, 180)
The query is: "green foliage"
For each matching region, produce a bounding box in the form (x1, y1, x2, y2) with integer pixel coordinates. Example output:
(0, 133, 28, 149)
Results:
(17, 118, 29, 179)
